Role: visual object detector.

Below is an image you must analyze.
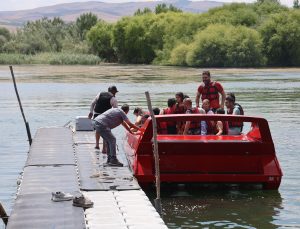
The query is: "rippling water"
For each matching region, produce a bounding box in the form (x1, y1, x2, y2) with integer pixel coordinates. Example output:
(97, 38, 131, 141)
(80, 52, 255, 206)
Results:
(0, 65, 299, 228)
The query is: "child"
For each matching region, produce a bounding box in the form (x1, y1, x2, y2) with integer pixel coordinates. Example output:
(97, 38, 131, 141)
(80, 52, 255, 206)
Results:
(215, 108, 228, 136)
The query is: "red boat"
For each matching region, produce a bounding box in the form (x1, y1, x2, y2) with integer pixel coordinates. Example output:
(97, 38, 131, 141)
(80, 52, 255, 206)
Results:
(124, 114, 282, 190)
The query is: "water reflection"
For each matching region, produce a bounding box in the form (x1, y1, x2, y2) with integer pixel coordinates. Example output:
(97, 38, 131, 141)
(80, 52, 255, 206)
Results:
(147, 185, 282, 229)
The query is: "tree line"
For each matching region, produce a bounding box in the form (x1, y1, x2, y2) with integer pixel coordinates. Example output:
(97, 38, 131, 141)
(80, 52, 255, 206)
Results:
(0, 2, 300, 67)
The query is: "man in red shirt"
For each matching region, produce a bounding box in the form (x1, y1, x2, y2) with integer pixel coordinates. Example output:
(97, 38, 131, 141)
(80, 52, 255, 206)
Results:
(195, 71, 226, 112)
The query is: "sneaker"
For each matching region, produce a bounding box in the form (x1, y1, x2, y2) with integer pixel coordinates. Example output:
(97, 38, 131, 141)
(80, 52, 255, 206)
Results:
(94, 146, 100, 150)
(51, 191, 73, 202)
(108, 158, 123, 167)
(73, 195, 94, 209)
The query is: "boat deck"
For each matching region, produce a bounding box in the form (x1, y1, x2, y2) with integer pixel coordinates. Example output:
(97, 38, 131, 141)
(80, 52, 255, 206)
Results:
(7, 127, 167, 229)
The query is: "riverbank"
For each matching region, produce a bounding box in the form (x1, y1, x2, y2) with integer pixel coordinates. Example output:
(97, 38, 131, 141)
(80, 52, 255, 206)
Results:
(1, 64, 300, 83)
(0, 53, 101, 65)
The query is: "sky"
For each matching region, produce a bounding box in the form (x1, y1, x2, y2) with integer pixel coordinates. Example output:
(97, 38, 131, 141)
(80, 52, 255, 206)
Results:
(0, 0, 294, 11)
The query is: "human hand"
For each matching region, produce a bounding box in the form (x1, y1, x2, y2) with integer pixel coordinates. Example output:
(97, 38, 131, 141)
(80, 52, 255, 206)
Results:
(88, 113, 93, 119)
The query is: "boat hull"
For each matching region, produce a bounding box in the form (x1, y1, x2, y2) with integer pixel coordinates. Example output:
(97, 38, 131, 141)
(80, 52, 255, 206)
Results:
(124, 115, 282, 190)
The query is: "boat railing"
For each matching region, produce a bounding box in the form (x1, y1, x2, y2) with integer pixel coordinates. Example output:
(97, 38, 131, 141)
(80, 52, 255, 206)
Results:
(138, 114, 272, 143)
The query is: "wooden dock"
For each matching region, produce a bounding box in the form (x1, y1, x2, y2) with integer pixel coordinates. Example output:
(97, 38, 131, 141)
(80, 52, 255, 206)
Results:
(7, 127, 167, 229)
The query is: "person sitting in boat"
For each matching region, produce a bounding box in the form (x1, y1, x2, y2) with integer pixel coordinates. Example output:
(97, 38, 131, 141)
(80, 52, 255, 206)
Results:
(225, 93, 244, 135)
(214, 108, 228, 136)
(88, 85, 118, 152)
(175, 92, 186, 134)
(196, 70, 226, 113)
(201, 99, 214, 135)
(133, 107, 147, 127)
(93, 104, 140, 167)
(183, 98, 201, 135)
(160, 98, 177, 134)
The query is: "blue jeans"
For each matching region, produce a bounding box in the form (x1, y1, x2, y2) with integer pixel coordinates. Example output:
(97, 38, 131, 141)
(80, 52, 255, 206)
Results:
(94, 121, 116, 158)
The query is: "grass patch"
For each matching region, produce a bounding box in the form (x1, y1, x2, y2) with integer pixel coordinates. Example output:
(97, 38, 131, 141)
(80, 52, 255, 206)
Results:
(0, 52, 101, 65)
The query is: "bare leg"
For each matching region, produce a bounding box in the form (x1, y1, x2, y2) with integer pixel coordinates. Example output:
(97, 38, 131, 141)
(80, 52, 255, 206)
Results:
(95, 131, 100, 149)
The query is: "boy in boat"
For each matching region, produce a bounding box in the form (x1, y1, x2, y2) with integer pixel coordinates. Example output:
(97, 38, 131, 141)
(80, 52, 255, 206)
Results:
(201, 99, 214, 135)
(88, 85, 118, 152)
(160, 98, 177, 134)
(175, 92, 186, 134)
(225, 93, 244, 135)
(93, 104, 140, 167)
(214, 108, 228, 135)
(196, 70, 226, 112)
(183, 98, 201, 135)
(133, 107, 145, 126)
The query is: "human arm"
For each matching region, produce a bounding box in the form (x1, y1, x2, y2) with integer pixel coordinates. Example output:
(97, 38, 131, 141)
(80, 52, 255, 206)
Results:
(220, 90, 226, 109)
(215, 121, 223, 136)
(183, 121, 191, 135)
(196, 92, 201, 108)
(110, 97, 118, 108)
(123, 119, 140, 134)
(196, 84, 203, 108)
(88, 93, 100, 119)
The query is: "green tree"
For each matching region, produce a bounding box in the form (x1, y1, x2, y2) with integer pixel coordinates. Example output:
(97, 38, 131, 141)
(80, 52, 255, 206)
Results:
(155, 3, 182, 14)
(0, 27, 11, 41)
(186, 24, 265, 67)
(76, 12, 98, 40)
(87, 20, 116, 61)
(294, 0, 300, 8)
(0, 27, 11, 51)
(259, 10, 300, 66)
(134, 7, 152, 16)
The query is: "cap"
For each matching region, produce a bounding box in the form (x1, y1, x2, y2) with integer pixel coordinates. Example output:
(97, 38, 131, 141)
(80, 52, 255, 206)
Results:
(108, 85, 118, 93)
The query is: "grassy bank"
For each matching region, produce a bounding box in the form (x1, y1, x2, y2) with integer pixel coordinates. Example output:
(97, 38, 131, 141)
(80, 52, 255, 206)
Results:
(0, 53, 101, 65)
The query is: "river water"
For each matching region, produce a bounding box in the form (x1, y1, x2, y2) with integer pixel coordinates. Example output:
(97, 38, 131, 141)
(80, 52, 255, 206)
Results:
(0, 65, 299, 228)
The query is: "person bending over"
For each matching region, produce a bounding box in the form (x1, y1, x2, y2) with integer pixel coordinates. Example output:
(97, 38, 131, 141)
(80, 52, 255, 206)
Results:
(93, 104, 140, 167)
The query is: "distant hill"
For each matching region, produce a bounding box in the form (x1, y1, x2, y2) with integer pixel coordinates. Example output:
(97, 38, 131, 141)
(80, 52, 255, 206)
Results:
(0, 0, 224, 30)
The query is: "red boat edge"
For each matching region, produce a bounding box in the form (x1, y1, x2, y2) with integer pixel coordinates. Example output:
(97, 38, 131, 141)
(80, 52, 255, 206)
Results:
(124, 114, 283, 190)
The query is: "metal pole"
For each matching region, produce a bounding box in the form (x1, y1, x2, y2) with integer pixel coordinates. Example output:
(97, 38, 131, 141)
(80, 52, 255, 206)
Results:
(145, 91, 162, 214)
(0, 202, 8, 225)
(9, 66, 32, 146)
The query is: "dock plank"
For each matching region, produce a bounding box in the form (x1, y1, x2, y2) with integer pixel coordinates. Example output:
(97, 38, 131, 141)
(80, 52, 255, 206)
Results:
(18, 165, 80, 195)
(75, 143, 139, 191)
(84, 190, 167, 229)
(26, 127, 75, 166)
(7, 193, 85, 229)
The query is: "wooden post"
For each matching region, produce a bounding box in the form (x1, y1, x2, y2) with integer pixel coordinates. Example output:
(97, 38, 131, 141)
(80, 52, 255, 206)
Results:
(0, 202, 8, 225)
(145, 91, 162, 214)
(9, 66, 32, 146)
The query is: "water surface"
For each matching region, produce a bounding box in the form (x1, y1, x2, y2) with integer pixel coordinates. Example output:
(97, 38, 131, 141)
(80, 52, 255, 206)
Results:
(0, 65, 299, 228)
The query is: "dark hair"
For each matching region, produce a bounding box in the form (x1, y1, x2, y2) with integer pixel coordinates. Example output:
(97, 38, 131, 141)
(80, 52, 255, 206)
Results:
(143, 114, 150, 119)
(167, 98, 176, 107)
(183, 94, 190, 99)
(226, 92, 236, 103)
(175, 92, 184, 102)
(108, 85, 118, 93)
(133, 107, 142, 115)
(216, 108, 225, 114)
(121, 104, 129, 113)
(202, 70, 211, 77)
(153, 107, 160, 115)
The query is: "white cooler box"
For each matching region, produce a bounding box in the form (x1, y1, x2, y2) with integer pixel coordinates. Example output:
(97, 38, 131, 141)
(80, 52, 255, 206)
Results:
(75, 116, 94, 131)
